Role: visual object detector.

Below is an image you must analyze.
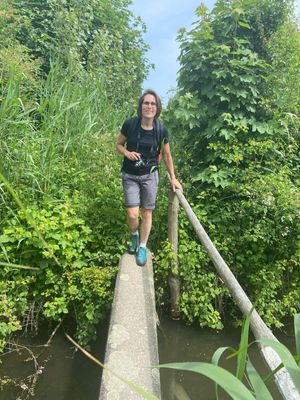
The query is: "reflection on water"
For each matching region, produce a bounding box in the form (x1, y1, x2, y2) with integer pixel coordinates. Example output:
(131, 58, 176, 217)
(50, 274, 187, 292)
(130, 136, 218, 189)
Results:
(158, 314, 296, 400)
(0, 322, 108, 400)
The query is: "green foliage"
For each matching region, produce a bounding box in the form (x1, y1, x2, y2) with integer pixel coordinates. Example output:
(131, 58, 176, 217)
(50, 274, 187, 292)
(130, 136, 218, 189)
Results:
(265, 22, 300, 114)
(0, 278, 32, 351)
(0, 58, 125, 199)
(88, 27, 149, 110)
(207, 0, 295, 60)
(0, 0, 146, 350)
(0, 32, 133, 348)
(233, 0, 295, 60)
(0, 201, 117, 349)
(0, 202, 92, 268)
(0, 0, 19, 46)
(162, 0, 300, 328)
(10, 0, 150, 108)
(153, 240, 177, 305)
(177, 214, 224, 329)
(154, 235, 224, 329)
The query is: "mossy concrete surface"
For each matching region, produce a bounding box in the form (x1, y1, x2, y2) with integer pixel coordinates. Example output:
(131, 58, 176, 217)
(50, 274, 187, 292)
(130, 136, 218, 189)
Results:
(99, 251, 161, 400)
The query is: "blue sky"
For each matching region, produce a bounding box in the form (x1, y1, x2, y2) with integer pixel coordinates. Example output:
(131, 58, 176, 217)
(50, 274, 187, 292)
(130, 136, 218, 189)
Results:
(130, 0, 300, 105)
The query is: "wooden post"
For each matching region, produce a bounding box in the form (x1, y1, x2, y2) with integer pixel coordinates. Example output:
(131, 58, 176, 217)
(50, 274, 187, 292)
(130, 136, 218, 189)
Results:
(168, 189, 180, 319)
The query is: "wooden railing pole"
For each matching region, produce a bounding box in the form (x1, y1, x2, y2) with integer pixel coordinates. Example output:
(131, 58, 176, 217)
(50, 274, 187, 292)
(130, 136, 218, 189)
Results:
(168, 189, 180, 319)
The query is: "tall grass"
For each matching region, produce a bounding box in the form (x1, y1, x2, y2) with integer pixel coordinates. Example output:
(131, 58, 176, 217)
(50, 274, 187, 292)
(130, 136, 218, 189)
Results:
(0, 57, 127, 203)
(0, 55, 129, 353)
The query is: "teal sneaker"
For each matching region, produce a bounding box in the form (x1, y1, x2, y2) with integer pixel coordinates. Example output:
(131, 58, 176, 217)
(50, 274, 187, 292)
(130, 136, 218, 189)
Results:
(127, 233, 139, 254)
(136, 246, 147, 266)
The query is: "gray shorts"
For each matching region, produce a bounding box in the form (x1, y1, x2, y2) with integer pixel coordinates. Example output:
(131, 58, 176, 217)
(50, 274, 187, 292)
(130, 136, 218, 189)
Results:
(122, 170, 159, 209)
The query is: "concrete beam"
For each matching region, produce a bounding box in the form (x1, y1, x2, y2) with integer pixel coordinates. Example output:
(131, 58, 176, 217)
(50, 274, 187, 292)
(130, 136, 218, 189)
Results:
(99, 252, 161, 399)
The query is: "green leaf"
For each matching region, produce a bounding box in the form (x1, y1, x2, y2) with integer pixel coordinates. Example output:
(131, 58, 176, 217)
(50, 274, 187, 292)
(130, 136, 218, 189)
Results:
(212, 346, 233, 399)
(236, 307, 253, 380)
(0, 234, 12, 243)
(212, 347, 232, 365)
(238, 21, 251, 29)
(246, 358, 273, 399)
(258, 338, 300, 394)
(159, 362, 256, 400)
(294, 314, 300, 367)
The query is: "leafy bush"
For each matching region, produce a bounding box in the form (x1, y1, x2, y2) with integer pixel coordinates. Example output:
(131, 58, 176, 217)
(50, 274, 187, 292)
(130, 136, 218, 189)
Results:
(0, 277, 33, 351)
(0, 0, 151, 357)
(0, 47, 131, 349)
(160, 0, 300, 328)
(0, 201, 117, 349)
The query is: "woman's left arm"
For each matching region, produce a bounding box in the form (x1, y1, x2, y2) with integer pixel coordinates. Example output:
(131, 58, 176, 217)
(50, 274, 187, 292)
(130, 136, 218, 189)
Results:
(163, 143, 183, 192)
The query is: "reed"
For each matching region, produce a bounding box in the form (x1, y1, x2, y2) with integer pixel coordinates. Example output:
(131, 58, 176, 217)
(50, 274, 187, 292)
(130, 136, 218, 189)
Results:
(0, 56, 126, 203)
(0, 55, 128, 353)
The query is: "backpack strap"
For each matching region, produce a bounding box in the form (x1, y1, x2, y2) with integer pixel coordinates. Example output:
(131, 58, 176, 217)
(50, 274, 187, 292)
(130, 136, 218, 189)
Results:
(128, 117, 163, 153)
(154, 119, 164, 152)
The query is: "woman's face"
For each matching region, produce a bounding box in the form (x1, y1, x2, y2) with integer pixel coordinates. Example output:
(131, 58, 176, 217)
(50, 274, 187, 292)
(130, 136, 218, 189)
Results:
(141, 94, 157, 120)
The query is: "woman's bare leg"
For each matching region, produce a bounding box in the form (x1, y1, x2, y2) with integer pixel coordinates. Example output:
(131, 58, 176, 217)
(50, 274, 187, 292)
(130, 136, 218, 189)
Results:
(127, 207, 139, 233)
(140, 208, 153, 246)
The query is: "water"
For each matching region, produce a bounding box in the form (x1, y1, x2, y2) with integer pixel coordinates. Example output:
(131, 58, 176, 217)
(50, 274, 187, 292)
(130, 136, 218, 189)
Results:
(158, 314, 296, 400)
(0, 316, 296, 399)
(0, 322, 108, 400)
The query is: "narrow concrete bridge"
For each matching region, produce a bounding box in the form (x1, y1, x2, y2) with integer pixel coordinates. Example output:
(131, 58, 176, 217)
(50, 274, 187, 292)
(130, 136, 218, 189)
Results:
(99, 252, 161, 399)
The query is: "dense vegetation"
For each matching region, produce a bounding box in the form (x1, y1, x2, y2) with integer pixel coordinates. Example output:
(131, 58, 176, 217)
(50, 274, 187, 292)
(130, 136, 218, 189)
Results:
(0, 0, 150, 352)
(0, 0, 300, 375)
(159, 0, 300, 329)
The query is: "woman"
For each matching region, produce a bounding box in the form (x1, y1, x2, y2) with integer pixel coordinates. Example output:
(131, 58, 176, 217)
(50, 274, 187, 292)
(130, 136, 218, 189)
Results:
(116, 89, 182, 266)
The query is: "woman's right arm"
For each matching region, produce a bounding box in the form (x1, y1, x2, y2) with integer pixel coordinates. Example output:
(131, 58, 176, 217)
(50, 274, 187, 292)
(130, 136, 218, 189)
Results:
(116, 133, 141, 161)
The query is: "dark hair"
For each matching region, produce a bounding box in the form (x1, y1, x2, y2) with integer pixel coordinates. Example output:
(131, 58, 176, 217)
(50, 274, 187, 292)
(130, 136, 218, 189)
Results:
(137, 89, 162, 119)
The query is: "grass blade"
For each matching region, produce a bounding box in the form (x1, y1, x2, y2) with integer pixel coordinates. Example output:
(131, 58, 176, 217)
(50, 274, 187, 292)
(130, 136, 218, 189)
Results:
(0, 261, 39, 270)
(212, 346, 232, 400)
(212, 346, 232, 365)
(295, 314, 300, 367)
(263, 356, 300, 385)
(246, 358, 273, 400)
(159, 362, 256, 400)
(236, 307, 253, 380)
(258, 338, 300, 394)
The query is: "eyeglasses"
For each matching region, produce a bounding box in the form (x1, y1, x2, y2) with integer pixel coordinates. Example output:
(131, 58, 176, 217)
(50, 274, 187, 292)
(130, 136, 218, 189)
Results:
(142, 101, 157, 107)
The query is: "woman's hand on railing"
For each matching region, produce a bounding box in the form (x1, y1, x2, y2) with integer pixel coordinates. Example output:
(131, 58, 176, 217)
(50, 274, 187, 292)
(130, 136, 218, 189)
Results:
(171, 177, 183, 193)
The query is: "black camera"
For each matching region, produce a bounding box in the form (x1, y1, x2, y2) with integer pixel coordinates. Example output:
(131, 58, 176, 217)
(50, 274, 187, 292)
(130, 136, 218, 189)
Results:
(134, 158, 147, 168)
